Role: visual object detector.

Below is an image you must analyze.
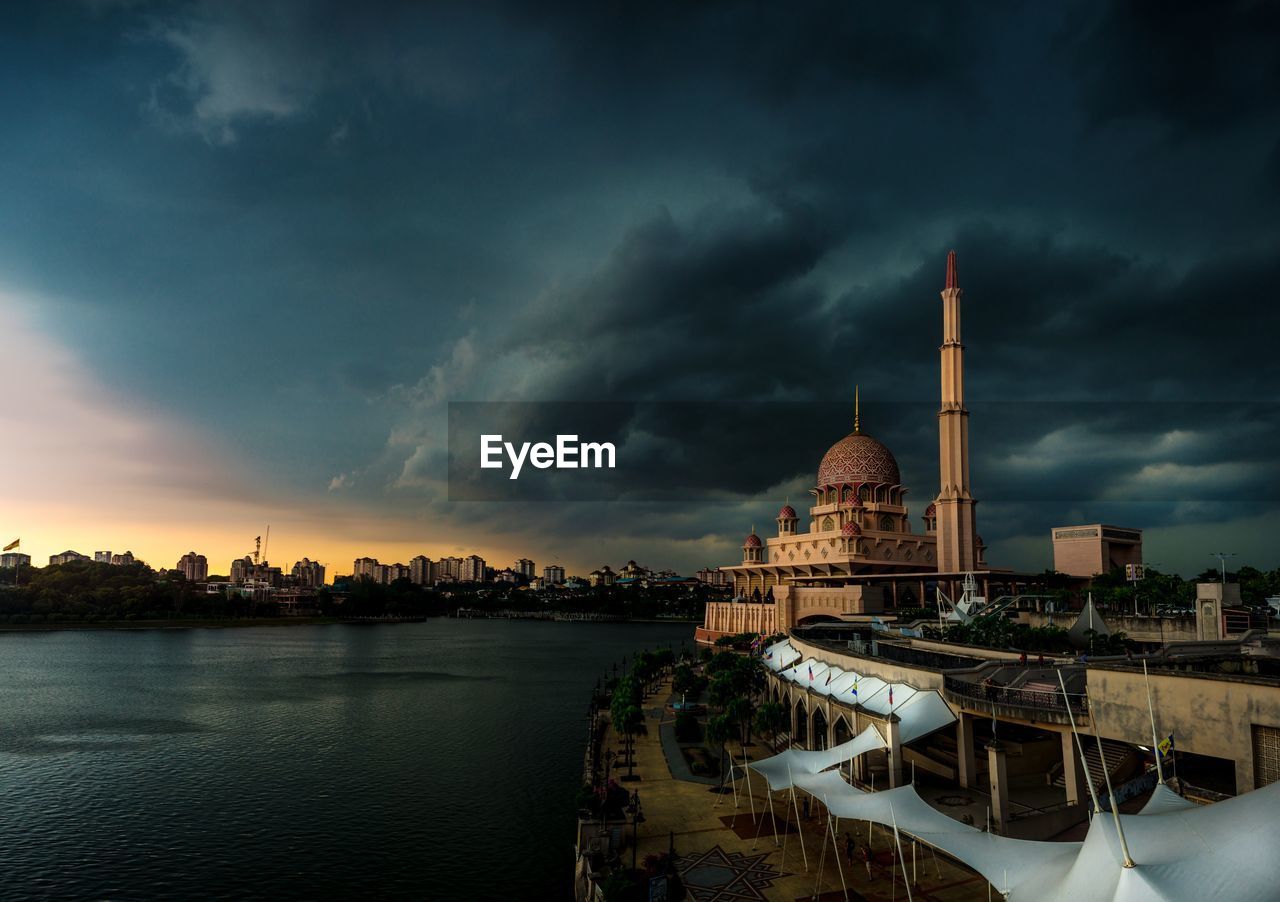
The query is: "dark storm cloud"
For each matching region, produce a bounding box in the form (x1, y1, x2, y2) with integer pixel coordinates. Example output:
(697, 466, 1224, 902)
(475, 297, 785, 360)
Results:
(2, 0, 1278, 572)
(1063, 0, 1280, 132)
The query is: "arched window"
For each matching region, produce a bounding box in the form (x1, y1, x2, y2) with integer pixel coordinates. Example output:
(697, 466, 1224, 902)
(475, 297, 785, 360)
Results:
(879, 515, 894, 532)
(822, 516, 835, 532)
(842, 486, 855, 503)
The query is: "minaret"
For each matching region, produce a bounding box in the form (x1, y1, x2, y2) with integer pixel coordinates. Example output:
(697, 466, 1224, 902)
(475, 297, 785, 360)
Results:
(935, 250, 978, 572)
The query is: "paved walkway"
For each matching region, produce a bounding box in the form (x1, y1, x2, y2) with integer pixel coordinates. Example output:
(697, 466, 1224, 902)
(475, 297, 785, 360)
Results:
(603, 674, 994, 901)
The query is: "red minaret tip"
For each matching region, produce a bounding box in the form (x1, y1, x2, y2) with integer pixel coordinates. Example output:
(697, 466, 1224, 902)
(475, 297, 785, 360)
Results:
(945, 249, 958, 290)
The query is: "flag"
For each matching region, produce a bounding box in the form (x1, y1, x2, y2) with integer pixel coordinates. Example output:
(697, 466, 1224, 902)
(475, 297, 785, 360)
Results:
(3, 538, 18, 552)
(888, 686, 894, 706)
(825, 672, 831, 686)
(1158, 733, 1174, 757)
(851, 679, 858, 698)
(765, 652, 772, 660)
(808, 665, 814, 681)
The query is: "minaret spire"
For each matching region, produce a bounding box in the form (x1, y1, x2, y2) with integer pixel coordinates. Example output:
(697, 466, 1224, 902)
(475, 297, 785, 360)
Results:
(854, 384, 860, 433)
(936, 249, 979, 573)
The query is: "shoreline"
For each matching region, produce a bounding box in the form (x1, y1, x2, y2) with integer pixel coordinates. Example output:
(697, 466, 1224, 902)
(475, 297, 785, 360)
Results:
(0, 615, 701, 634)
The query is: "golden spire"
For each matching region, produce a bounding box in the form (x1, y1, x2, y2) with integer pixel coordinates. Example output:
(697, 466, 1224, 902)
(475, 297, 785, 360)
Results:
(854, 384, 860, 433)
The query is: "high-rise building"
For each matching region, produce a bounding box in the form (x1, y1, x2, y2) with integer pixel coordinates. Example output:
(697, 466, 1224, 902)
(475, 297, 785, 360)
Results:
(230, 556, 253, 584)
(434, 556, 462, 582)
(696, 567, 728, 586)
(1, 552, 31, 569)
(384, 562, 410, 583)
(95, 551, 113, 564)
(49, 550, 89, 566)
(516, 558, 536, 579)
(460, 555, 486, 582)
(410, 555, 433, 586)
(543, 564, 565, 585)
(353, 557, 381, 581)
(111, 551, 136, 566)
(291, 557, 326, 588)
(177, 551, 209, 582)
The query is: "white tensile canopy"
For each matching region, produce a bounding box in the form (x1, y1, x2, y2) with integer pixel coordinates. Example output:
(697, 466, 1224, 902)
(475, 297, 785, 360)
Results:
(747, 731, 1280, 902)
(748, 725, 886, 791)
(1012, 780, 1280, 902)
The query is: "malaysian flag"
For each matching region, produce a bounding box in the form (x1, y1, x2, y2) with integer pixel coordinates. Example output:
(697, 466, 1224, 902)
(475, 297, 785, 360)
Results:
(808, 665, 814, 681)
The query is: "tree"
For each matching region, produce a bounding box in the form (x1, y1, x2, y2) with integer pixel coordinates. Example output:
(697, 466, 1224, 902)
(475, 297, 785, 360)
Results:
(754, 701, 787, 752)
(706, 713, 734, 789)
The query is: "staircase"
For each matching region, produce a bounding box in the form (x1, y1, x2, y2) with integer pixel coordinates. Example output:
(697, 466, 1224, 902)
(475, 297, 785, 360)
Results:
(1052, 738, 1137, 791)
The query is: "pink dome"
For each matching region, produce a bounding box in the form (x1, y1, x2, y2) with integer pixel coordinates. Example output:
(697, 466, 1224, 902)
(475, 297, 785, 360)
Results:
(778, 504, 797, 519)
(818, 433, 900, 488)
(743, 533, 763, 548)
(841, 521, 862, 537)
(923, 502, 936, 518)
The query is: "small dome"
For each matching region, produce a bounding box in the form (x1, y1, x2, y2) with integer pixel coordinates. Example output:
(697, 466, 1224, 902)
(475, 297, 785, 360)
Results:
(743, 533, 763, 548)
(778, 504, 797, 519)
(817, 432, 900, 488)
(841, 521, 862, 537)
(924, 502, 936, 518)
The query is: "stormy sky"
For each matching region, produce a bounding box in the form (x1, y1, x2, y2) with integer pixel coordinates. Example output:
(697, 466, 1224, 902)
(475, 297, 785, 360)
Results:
(1, 1, 1278, 577)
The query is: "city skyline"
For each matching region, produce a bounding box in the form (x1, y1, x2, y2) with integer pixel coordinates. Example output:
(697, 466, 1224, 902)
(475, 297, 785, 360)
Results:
(2, 4, 1278, 578)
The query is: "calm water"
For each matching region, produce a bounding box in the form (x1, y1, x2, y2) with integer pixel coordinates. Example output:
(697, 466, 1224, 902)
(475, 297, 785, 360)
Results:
(0, 619, 692, 900)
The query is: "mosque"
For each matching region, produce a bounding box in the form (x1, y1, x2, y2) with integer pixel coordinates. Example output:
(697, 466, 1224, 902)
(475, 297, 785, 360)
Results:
(700, 251, 1012, 641)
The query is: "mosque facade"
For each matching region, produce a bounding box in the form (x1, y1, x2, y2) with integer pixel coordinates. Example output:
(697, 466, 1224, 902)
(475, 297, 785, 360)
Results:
(699, 252, 988, 641)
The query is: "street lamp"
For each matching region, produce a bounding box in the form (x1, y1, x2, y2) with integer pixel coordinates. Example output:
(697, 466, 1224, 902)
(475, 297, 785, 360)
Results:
(1212, 552, 1236, 585)
(626, 790, 645, 872)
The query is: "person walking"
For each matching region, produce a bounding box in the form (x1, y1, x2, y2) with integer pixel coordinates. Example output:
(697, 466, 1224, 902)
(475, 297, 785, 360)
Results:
(802, 796, 811, 820)
(858, 841, 873, 880)
(844, 832, 855, 867)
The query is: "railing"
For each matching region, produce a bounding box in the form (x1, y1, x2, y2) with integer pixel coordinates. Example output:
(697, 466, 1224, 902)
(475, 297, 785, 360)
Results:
(943, 675, 1089, 714)
(870, 641, 985, 671)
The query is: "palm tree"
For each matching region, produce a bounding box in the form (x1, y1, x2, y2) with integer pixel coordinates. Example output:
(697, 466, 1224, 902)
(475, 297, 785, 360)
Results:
(706, 713, 734, 791)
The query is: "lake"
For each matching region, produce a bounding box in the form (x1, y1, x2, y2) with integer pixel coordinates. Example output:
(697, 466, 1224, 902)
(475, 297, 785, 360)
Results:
(0, 619, 694, 900)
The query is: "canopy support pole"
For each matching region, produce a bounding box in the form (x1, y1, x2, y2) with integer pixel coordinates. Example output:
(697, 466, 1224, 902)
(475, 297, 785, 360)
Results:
(828, 811, 848, 902)
(889, 802, 913, 902)
(1143, 660, 1164, 783)
(1057, 670, 1102, 813)
(812, 795, 831, 899)
(1093, 725, 1136, 868)
(742, 744, 756, 821)
(787, 764, 809, 871)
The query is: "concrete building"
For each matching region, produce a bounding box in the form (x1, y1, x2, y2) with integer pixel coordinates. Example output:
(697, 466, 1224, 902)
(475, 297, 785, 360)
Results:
(230, 556, 252, 584)
(516, 558, 536, 580)
(1052, 524, 1143, 578)
(111, 551, 135, 566)
(1, 552, 31, 569)
(435, 556, 463, 582)
(352, 557, 380, 581)
(410, 555, 433, 586)
(177, 551, 209, 582)
(460, 555, 486, 582)
(543, 564, 566, 586)
(290, 557, 325, 588)
(94, 551, 113, 564)
(49, 550, 90, 566)
(696, 567, 729, 587)
(589, 565, 616, 587)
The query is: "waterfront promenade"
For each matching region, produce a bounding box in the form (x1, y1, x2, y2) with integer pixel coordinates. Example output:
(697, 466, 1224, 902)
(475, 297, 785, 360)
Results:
(597, 672, 990, 901)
